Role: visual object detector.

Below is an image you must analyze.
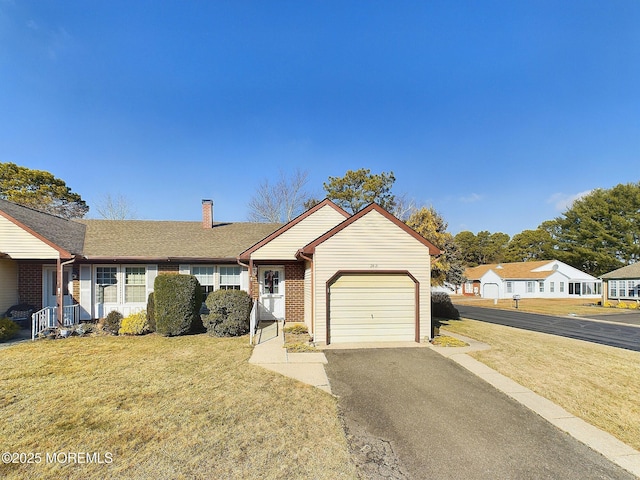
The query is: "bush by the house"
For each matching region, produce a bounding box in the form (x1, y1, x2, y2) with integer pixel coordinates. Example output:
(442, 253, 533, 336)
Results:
(0, 317, 19, 341)
(203, 289, 252, 337)
(154, 274, 203, 337)
(146, 292, 156, 332)
(119, 310, 150, 335)
(431, 292, 460, 320)
(104, 310, 123, 335)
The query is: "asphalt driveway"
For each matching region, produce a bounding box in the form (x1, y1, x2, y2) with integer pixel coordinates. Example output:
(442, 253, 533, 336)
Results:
(325, 348, 635, 480)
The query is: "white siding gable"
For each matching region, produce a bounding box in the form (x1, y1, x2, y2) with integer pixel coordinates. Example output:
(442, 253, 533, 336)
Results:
(0, 216, 60, 259)
(251, 205, 346, 261)
(313, 209, 431, 344)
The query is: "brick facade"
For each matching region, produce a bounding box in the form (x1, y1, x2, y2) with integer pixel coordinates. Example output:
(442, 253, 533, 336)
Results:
(285, 262, 305, 322)
(17, 262, 42, 308)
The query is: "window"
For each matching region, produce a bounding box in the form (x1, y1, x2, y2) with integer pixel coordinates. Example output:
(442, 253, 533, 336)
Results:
(192, 266, 215, 297)
(619, 281, 626, 298)
(96, 267, 118, 303)
(506, 281, 513, 294)
(550, 282, 555, 293)
(539, 281, 544, 293)
(629, 280, 637, 298)
(560, 282, 565, 293)
(220, 266, 241, 290)
(263, 269, 279, 294)
(125, 267, 146, 303)
(526, 281, 534, 293)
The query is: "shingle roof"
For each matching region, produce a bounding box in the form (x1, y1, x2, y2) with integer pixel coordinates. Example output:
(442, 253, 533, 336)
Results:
(77, 219, 282, 260)
(0, 198, 86, 256)
(601, 262, 640, 279)
(465, 260, 556, 280)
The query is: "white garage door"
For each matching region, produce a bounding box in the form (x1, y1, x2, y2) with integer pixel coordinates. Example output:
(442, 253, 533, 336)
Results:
(329, 274, 416, 344)
(483, 283, 499, 299)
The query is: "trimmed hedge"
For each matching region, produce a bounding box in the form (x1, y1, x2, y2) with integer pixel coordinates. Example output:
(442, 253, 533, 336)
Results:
(203, 289, 252, 337)
(154, 274, 203, 337)
(431, 292, 460, 320)
(119, 310, 150, 335)
(146, 292, 156, 332)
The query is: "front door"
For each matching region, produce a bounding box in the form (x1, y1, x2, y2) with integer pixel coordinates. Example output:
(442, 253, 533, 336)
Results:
(43, 266, 73, 309)
(258, 267, 285, 321)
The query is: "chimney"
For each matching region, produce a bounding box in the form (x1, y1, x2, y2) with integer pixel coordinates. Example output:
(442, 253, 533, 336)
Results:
(202, 199, 214, 229)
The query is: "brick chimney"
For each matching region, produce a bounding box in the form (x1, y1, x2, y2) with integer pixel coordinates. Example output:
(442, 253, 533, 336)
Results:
(202, 199, 214, 229)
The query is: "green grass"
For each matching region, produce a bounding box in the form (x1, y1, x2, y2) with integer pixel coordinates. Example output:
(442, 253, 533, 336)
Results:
(0, 334, 356, 479)
(442, 318, 640, 451)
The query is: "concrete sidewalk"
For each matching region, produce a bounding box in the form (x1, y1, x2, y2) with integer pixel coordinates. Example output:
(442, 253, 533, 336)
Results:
(248, 322, 332, 393)
(434, 329, 640, 479)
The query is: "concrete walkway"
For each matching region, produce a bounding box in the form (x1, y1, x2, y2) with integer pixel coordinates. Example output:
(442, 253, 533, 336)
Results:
(434, 329, 640, 479)
(248, 322, 332, 393)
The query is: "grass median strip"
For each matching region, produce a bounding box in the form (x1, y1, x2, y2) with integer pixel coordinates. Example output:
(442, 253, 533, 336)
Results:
(442, 318, 640, 451)
(0, 334, 356, 479)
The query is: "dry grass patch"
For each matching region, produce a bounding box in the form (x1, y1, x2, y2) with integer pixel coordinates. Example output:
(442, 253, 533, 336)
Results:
(283, 323, 317, 353)
(442, 319, 640, 450)
(431, 335, 469, 347)
(0, 334, 356, 479)
(451, 296, 618, 317)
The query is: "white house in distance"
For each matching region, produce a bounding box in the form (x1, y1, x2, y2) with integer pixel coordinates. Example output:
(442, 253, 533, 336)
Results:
(462, 260, 602, 299)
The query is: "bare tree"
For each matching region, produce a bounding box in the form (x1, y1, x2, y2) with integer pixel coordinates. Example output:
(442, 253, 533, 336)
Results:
(392, 193, 418, 221)
(94, 193, 137, 220)
(247, 169, 311, 223)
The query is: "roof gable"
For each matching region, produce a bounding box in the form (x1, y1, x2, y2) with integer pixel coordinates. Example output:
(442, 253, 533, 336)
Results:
(465, 260, 597, 281)
(0, 198, 85, 258)
(298, 203, 441, 256)
(601, 262, 640, 279)
(238, 199, 349, 261)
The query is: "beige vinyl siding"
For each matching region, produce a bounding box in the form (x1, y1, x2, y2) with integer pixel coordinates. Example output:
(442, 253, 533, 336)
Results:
(251, 205, 345, 260)
(0, 259, 18, 312)
(313, 209, 431, 344)
(0, 216, 60, 259)
(329, 274, 415, 343)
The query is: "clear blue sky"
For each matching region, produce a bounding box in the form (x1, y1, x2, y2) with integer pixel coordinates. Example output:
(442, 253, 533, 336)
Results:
(1, 1, 638, 236)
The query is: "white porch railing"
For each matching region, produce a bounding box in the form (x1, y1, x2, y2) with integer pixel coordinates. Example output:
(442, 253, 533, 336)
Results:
(249, 300, 258, 345)
(32, 305, 80, 340)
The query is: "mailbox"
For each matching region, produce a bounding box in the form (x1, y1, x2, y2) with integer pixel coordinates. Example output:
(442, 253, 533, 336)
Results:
(513, 294, 521, 309)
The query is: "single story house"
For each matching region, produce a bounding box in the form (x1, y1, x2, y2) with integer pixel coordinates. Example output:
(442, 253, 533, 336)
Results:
(600, 263, 640, 303)
(461, 260, 602, 299)
(0, 197, 440, 345)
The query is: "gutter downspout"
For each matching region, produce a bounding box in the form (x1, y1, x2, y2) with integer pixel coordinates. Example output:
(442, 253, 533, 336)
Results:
(237, 258, 255, 345)
(57, 257, 77, 327)
(297, 251, 314, 338)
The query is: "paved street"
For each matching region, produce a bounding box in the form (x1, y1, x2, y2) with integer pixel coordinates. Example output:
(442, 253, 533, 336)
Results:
(454, 304, 640, 352)
(325, 348, 636, 480)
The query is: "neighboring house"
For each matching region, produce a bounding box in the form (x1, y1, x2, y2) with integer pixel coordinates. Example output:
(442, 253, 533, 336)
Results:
(461, 260, 602, 299)
(600, 263, 640, 303)
(0, 197, 441, 345)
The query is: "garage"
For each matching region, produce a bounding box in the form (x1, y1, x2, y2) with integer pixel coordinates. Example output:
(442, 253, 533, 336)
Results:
(328, 272, 417, 344)
(483, 283, 499, 299)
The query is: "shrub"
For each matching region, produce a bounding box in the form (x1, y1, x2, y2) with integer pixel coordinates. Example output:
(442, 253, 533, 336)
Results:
(154, 274, 203, 337)
(431, 292, 460, 320)
(146, 292, 156, 332)
(616, 301, 628, 309)
(203, 289, 252, 337)
(104, 310, 123, 335)
(119, 310, 150, 335)
(0, 317, 19, 342)
(603, 301, 613, 308)
(629, 302, 639, 310)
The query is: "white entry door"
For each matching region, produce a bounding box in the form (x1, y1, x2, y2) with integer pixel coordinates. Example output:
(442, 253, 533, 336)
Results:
(43, 266, 73, 308)
(258, 267, 285, 321)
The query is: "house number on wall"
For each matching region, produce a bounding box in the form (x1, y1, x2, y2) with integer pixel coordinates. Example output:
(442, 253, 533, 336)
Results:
(369, 264, 378, 268)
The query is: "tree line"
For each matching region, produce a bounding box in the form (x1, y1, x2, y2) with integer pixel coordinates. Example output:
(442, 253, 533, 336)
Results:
(2, 161, 638, 278)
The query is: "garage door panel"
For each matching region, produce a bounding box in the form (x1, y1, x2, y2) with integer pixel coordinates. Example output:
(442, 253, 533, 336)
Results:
(329, 273, 416, 344)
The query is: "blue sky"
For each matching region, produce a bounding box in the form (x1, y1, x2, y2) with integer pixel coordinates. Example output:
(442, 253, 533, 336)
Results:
(1, 1, 638, 236)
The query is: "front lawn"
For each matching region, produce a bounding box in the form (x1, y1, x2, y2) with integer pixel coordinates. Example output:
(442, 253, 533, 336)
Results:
(442, 318, 640, 451)
(0, 334, 356, 479)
